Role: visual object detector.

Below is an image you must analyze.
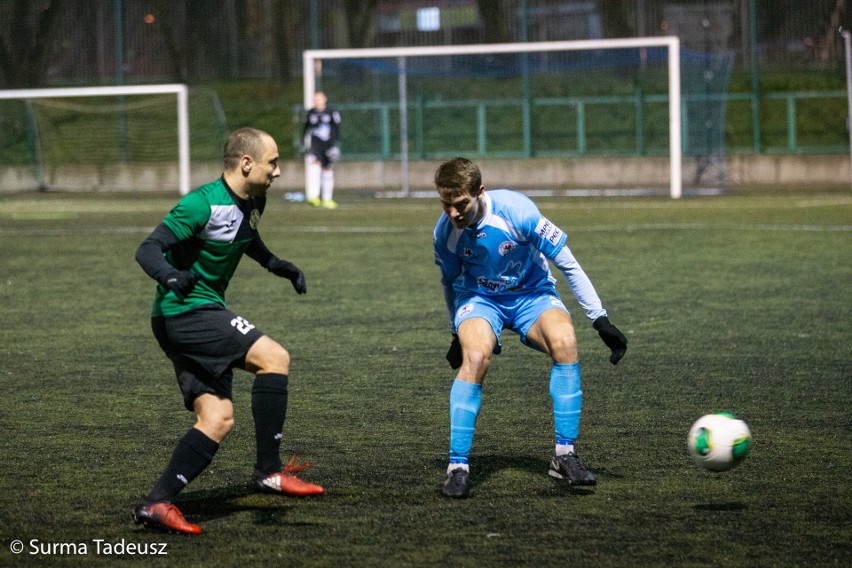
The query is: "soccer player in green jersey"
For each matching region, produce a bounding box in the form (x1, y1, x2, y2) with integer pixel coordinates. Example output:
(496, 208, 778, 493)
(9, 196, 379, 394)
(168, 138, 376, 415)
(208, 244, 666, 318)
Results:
(133, 127, 323, 535)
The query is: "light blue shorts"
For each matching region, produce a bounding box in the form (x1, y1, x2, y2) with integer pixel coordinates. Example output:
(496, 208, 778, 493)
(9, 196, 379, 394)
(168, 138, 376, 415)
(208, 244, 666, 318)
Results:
(453, 292, 570, 352)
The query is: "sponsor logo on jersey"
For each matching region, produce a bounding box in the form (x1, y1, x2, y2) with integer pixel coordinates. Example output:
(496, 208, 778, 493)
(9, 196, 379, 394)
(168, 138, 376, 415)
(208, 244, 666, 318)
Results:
(250, 209, 260, 230)
(536, 217, 563, 245)
(477, 277, 511, 292)
(475, 232, 487, 239)
(498, 241, 516, 256)
(476, 260, 525, 292)
(457, 303, 475, 318)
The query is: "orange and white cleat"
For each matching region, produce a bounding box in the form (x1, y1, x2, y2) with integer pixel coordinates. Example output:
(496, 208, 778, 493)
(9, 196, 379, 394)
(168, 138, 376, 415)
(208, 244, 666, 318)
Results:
(253, 455, 324, 496)
(132, 502, 201, 535)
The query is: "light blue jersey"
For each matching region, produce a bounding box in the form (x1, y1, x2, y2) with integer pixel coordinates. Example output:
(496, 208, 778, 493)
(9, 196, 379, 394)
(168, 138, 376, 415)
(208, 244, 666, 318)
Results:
(434, 190, 606, 326)
(435, 188, 612, 478)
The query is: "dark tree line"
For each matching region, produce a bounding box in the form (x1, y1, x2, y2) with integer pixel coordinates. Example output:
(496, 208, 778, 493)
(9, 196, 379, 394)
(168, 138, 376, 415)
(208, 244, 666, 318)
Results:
(0, 0, 64, 87)
(1, 1, 847, 89)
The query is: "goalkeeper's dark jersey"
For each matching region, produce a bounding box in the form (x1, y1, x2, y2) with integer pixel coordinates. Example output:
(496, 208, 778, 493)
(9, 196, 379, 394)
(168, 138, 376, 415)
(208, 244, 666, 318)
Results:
(303, 107, 341, 144)
(151, 178, 265, 317)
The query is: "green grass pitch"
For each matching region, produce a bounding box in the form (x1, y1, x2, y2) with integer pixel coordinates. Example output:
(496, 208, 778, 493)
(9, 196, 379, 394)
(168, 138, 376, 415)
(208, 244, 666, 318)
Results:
(0, 189, 849, 566)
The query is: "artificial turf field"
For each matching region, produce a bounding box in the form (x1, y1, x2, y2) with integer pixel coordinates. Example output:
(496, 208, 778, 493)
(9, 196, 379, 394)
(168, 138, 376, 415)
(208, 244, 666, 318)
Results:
(0, 189, 849, 567)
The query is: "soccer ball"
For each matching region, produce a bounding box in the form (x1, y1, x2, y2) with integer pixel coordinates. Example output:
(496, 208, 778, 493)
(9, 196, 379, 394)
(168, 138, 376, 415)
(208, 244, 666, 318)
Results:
(687, 413, 751, 472)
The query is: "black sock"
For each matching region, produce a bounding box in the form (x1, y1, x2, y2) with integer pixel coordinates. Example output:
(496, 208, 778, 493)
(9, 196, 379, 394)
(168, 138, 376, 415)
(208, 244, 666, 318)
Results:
(145, 428, 219, 504)
(252, 373, 289, 474)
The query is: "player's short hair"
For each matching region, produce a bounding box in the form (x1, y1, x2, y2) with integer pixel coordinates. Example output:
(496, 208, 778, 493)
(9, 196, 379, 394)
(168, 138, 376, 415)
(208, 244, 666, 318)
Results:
(223, 127, 268, 169)
(434, 157, 482, 196)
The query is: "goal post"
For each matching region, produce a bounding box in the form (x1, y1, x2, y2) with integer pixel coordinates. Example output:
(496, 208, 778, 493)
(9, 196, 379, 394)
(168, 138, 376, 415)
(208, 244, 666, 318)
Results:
(303, 37, 682, 198)
(0, 84, 191, 195)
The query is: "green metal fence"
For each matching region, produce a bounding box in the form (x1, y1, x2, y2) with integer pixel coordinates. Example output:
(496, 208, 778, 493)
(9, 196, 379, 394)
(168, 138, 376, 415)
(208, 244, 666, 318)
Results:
(293, 90, 849, 160)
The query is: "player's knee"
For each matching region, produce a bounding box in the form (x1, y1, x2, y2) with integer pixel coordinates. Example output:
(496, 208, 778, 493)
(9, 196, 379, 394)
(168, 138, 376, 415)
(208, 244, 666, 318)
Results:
(464, 347, 491, 375)
(195, 406, 235, 442)
(217, 415, 235, 437)
(549, 333, 578, 362)
(270, 344, 290, 370)
(247, 338, 290, 374)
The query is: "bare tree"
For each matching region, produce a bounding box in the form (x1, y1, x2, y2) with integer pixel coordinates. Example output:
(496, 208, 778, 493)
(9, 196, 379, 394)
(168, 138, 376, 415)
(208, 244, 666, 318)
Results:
(599, 0, 631, 38)
(819, 0, 846, 62)
(0, 0, 65, 87)
(154, 1, 188, 81)
(274, 0, 304, 82)
(343, 0, 378, 48)
(477, 0, 510, 43)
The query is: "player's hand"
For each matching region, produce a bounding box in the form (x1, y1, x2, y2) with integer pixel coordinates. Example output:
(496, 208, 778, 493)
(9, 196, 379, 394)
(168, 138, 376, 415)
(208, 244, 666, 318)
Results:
(327, 145, 341, 162)
(446, 334, 462, 370)
(593, 316, 628, 365)
(267, 258, 307, 294)
(164, 271, 198, 302)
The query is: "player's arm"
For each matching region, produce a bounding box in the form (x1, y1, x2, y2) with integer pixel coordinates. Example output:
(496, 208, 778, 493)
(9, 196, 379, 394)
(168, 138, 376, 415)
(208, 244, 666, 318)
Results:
(440, 279, 463, 370)
(517, 194, 627, 365)
(331, 110, 341, 144)
(433, 228, 462, 324)
(135, 223, 198, 301)
(516, 201, 598, 315)
(551, 245, 628, 365)
(245, 235, 306, 295)
(300, 111, 313, 153)
(551, 245, 606, 321)
(302, 109, 312, 137)
(434, 225, 463, 368)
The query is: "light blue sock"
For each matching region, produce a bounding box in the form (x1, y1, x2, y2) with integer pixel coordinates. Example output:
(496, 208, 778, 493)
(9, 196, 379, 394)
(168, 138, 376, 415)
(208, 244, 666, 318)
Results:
(550, 362, 582, 447)
(449, 379, 482, 465)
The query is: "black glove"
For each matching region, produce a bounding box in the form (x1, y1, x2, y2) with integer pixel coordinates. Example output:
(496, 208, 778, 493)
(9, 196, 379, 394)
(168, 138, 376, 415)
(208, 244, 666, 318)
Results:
(593, 315, 628, 365)
(267, 257, 307, 294)
(163, 270, 198, 302)
(446, 334, 462, 370)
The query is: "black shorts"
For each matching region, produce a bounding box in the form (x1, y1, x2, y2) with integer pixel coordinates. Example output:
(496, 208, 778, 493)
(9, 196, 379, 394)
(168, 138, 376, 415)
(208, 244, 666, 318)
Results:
(152, 305, 265, 410)
(309, 137, 336, 169)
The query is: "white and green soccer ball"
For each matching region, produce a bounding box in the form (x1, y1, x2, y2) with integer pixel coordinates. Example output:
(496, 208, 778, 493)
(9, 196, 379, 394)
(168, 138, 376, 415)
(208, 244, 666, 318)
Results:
(687, 413, 751, 472)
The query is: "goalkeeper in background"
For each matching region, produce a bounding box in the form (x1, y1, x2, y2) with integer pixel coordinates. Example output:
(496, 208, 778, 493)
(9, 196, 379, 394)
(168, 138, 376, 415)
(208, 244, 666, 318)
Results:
(432, 157, 628, 498)
(133, 127, 323, 535)
(302, 91, 341, 209)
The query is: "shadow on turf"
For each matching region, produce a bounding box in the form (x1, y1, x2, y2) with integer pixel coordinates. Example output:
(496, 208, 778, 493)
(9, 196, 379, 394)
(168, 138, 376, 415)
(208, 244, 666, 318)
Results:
(434, 454, 600, 497)
(172, 484, 322, 527)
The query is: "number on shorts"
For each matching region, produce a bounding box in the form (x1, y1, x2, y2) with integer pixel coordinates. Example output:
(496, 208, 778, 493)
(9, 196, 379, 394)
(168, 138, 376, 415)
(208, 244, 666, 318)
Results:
(231, 316, 256, 335)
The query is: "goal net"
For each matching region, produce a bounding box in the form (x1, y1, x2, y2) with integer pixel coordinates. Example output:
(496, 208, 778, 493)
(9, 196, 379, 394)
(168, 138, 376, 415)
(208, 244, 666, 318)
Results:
(0, 84, 211, 195)
(302, 38, 687, 198)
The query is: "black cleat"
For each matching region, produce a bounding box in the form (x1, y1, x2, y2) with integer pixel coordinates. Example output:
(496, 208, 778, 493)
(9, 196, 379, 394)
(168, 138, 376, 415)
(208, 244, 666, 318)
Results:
(442, 467, 470, 498)
(548, 452, 597, 486)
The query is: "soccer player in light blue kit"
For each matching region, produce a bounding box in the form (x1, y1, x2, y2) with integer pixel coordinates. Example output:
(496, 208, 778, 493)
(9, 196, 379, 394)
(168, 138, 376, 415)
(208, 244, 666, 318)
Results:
(433, 157, 628, 498)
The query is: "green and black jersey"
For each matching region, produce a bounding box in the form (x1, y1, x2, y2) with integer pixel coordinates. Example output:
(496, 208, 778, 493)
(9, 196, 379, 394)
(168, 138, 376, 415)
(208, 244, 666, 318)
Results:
(151, 178, 266, 317)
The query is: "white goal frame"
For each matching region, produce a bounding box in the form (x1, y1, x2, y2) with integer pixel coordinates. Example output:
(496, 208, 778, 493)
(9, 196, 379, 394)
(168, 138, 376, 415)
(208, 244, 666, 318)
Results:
(0, 84, 191, 195)
(303, 38, 682, 198)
